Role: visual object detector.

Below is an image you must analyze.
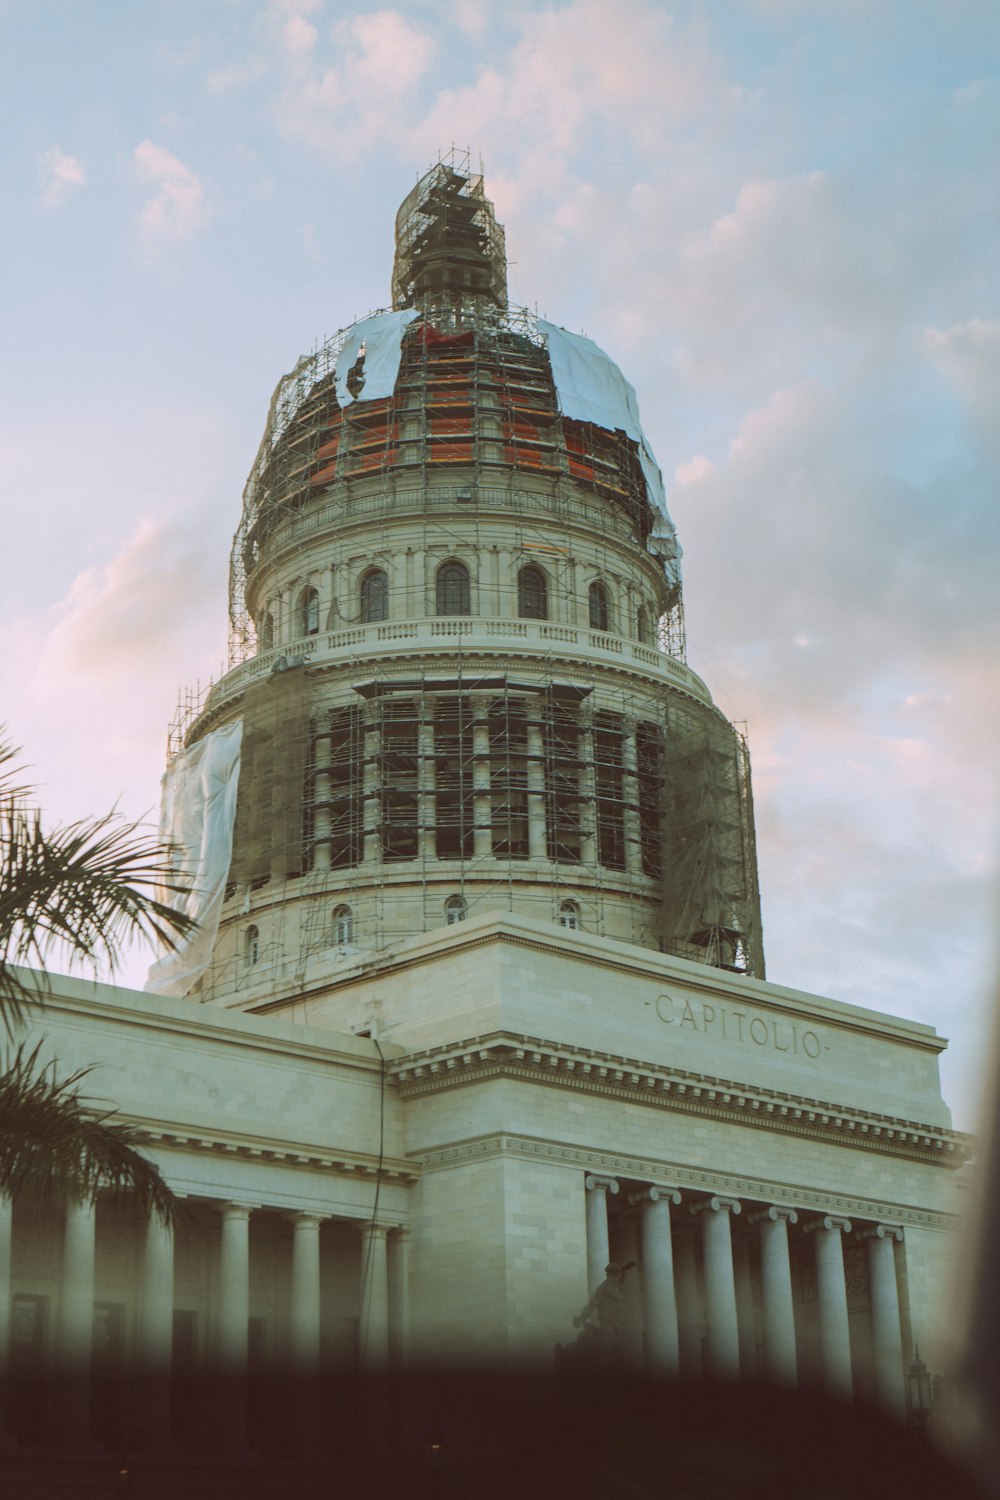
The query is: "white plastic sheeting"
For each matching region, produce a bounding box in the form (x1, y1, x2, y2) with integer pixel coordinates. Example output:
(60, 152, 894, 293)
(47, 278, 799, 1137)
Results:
(145, 719, 244, 998)
(334, 308, 419, 408)
(537, 320, 682, 588)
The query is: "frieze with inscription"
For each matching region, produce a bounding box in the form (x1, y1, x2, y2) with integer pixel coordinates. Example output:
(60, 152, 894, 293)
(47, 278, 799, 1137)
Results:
(650, 991, 826, 1061)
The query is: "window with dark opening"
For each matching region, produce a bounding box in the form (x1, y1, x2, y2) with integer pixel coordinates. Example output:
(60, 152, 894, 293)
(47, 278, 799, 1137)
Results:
(518, 565, 548, 619)
(544, 699, 582, 863)
(360, 569, 388, 623)
(636, 721, 664, 878)
(300, 587, 320, 637)
(594, 711, 626, 870)
(436, 560, 471, 616)
(333, 904, 353, 946)
(380, 698, 420, 860)
(435, 696, 475, 858)
(245, 925, 260, 966)
(489, 696, 529, 858)
(445, 894, 467, 924)
(558, 900, 580, 930)
(588, 581, 609, 631)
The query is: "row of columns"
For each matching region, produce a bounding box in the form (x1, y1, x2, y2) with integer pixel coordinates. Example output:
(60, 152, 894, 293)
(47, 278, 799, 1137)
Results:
(2, 1196, 403, 1448)
(585, 1175, 906, 1412)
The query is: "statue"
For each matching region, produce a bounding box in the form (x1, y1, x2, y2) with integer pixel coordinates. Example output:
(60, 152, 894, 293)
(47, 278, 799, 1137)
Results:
(570, 1261, 636, 1360)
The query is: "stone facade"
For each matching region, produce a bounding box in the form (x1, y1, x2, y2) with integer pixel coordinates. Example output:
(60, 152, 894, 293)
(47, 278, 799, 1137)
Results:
(0, 159, 969, 1457)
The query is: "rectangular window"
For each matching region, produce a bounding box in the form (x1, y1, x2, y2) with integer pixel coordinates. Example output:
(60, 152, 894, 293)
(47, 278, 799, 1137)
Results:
(594, 711, 626, 870)
(435, 696, 475, 858)
(544, 700, 582, 863)
(489, 696, 529, 858)
(380, 698, 420, 860)
(636, 720, 664, 878)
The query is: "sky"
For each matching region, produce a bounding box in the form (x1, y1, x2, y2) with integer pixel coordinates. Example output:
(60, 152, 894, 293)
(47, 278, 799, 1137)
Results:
(1, 0, 998, 1130)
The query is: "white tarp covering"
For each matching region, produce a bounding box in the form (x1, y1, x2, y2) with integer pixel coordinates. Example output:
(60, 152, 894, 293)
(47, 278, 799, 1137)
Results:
(537, 319, 682, 588)
(145, 719, 244, 998)
(334, 308, 419, 408)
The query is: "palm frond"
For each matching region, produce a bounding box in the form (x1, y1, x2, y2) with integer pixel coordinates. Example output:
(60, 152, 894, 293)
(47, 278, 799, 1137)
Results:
(0, 1042, 181, 1227)
(0, 734, 198, 1031)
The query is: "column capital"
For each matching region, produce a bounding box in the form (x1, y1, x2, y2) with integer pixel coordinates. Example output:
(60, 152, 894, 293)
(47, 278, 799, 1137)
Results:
(629, 1185, 682, 1207)
(857, 1223, 903, 1243)
(220, 1202, 259, 1223)
(690, 1195, 741, 1217)
(359, 1220, 391, 1241)
(748, 1205, 799, 1226)
(803, 1214, 852, 1235)
(286, 1211, 325, 1229)
(585, 1174, 619, 1195)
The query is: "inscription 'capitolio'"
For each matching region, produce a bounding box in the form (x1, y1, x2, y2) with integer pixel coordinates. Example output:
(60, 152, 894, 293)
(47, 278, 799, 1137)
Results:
(653, 992, 823, 1060)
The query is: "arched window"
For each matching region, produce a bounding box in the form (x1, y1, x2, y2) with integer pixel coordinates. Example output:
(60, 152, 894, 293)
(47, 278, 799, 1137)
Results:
(517, 565, 548, 620)
(558, 901, 580, 931)
(637, 604, 654, 645)
(260, 611, 275, 651)
(245, 925, 259, 966)
(299, 586, 320, 637)
(332, 904, 353, 946)
(444, 895, 467, 925)
(436, 560, 471, 616)
(588, 581, 609, 631)
(360, 569, 388, 623)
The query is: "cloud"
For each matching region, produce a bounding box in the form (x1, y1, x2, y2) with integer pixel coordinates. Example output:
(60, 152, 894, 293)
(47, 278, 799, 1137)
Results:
(274, 9, 434, 156)
(206, 57, 266, 95)
(923, 319, 1000, 424)
(39, 147, 86, 208)
(43, 518, 222, 683)
(133, 140, 210, 249)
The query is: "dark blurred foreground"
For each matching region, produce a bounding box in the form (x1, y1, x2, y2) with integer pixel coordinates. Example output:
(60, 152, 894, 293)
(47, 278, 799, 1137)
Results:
(0, 1365, 987, 1500)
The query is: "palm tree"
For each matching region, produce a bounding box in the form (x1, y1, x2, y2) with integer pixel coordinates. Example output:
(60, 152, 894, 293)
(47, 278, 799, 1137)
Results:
(0, 734, 196, 1223)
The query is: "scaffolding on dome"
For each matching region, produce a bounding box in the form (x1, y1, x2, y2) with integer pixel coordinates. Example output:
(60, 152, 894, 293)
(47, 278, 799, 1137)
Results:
(168, 153, 761, 1005)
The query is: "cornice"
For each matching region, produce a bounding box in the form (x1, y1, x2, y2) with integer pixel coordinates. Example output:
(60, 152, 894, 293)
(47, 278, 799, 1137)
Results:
(328, 924, 943, 1054)
(392, 1031, 971, 1167)
(410, 1131, 960, 1233)
(131, 1120, 418, 1183)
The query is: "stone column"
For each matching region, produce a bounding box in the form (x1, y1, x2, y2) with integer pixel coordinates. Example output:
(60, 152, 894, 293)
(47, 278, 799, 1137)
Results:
(578, 718, 597, 865)
(218, 1203, 254, 1450)
(691, 1196, 741, 1378)
(621, 721, 642, 877)
(359, 1224, 390, 1368)
(363, 706, 380, 864)
(218, 1204, 253, 1370)
(630, 1187, 681, 1375)
(526, 717, 547, 860)
(139, 1213, 175, 1447)
(584, 1176, 619, 1294)
(312, 728, 333, 872)
(673, 1226, 703, 1376)
(472, 702, 492, 859)
(749, 1206, 798, 1384)
(732, 1231, 756, 1377)
(419, 705, 436, 862)
(289, 1214, 323, 1373)
(860, 1225, 905, 1413)
(388, 1227, 410, 1366)
(805, 1215, 853, 1397)
(57, 1197, 97, 1443)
